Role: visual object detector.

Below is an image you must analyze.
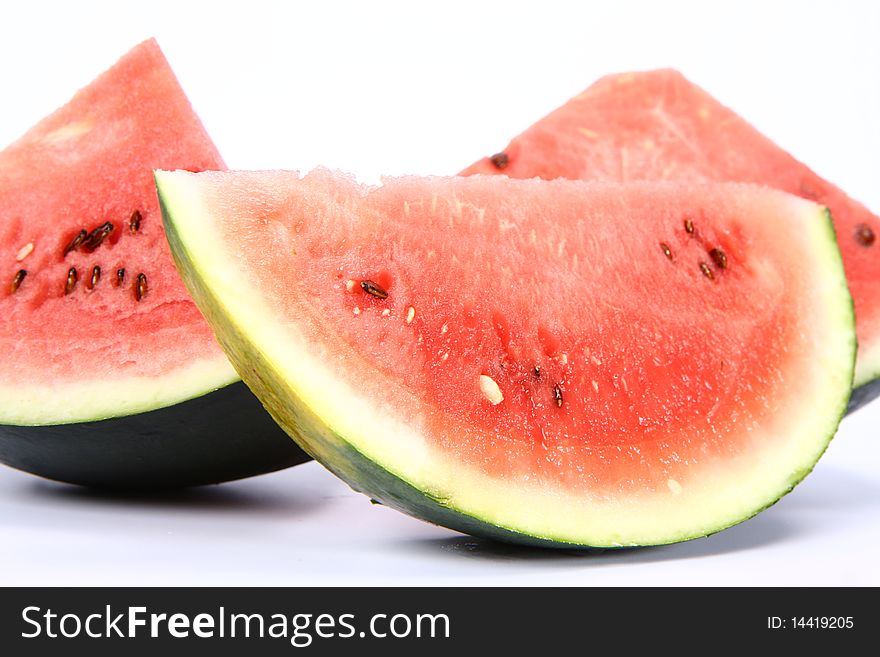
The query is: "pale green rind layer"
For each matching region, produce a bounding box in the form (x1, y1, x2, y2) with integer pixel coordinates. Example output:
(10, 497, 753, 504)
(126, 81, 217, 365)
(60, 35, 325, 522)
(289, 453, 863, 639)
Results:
(0, 354, 239, 426)
(851, 348, 880, 410)
(157, 170, 855, 547)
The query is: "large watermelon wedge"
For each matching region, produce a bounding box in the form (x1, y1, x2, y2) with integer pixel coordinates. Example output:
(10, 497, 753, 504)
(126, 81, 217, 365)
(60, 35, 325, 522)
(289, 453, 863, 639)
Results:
(0, 40, 309, 488)
(157, 169, 853, 547)
(462, 69, 880, 411)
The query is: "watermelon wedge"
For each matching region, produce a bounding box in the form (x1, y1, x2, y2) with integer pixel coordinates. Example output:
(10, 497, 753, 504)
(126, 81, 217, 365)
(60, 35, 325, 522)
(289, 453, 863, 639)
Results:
(156, 169, 853, 547)
(0, 40, 308, 488)
(462, 69, 880, 411)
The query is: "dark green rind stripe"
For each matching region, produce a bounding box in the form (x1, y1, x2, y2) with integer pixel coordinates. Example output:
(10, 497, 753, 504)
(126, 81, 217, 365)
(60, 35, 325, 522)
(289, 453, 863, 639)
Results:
(0, 381, 310, 489)
(848, 379, 880, 413)
(160, 183, 854, 548)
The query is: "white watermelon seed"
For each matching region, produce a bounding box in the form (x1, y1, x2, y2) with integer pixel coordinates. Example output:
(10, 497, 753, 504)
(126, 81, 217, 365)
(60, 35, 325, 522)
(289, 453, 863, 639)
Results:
(406, 306, 415, 324)
(667, 479, 683, 495)
(479, 375, 504, 405)
(16, 243, 34, 261)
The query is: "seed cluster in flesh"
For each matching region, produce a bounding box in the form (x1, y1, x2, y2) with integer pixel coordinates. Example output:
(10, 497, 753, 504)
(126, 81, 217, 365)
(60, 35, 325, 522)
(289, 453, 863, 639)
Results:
(658, 216, 730, 282)
(0, 37, 231, 409)
(19, 211, 150, 302)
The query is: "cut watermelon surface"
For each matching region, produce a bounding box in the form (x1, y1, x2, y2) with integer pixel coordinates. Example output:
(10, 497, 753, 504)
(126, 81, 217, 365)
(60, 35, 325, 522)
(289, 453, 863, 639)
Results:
(0, 40, 308, 487)
(462, 69, 880, 409)
(157, 169, 853, 547)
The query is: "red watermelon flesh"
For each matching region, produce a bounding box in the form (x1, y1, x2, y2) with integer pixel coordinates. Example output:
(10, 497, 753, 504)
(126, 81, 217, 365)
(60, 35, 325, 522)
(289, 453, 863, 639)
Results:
(0, 39, 230, 424)
(462, 69, 880, 391)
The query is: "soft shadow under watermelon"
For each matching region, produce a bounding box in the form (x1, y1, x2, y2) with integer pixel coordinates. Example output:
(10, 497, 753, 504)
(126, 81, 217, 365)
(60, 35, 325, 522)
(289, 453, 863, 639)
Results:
(403, 509, 803, 562)
(24, 468, 329, 519)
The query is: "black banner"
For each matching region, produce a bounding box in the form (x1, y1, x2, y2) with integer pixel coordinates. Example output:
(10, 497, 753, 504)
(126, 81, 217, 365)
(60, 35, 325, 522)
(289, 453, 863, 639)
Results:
(0, 587, 872, 655)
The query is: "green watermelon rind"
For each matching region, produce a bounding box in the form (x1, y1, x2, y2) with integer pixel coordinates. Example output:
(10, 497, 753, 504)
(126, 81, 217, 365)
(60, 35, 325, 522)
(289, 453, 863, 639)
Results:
(0, 359, 239, 427)
(158, 172, 854, 547)
(0, 379, 309, 489)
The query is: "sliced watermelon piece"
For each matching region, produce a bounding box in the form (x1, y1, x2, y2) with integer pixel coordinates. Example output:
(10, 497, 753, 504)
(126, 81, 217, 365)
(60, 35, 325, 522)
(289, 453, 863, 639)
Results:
(0, 40, 308, 488)
(156, 169, 853, 547)
(462, 69, 880, 410)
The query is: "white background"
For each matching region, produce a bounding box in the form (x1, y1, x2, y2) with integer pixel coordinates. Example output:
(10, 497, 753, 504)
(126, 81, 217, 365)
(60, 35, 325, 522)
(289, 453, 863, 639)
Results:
(1, 0, 879, 585)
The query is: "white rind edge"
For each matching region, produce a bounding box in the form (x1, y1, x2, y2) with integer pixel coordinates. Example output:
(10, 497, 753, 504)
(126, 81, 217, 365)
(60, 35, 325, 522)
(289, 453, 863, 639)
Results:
(158, 170, 854, 546)
(0, 355, 239, 426)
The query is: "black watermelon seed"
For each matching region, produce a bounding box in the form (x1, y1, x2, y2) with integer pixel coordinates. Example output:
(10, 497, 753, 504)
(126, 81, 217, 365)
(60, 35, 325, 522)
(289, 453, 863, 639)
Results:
(10, 269, 26, 293)
(489, 152, 510, 169)
(82, 222, 114, 252)
(63, 229, 87, 257)
(115, 268, 126, 287)
(360, 280, 388, 299)
(660, 242, 673, 260)
(684, 217, 695, 234)
(533, 365, 541, 378)
(135, 273, 148, 302)
(129, 210, 142, 234)
(88, 265, 101, 290)
(553, 383, 564, 407)
(699, 262, 714, 280)
(855, 223, 876, 247)
(64, 267, 78, 295)
(709, 248, 728, 269)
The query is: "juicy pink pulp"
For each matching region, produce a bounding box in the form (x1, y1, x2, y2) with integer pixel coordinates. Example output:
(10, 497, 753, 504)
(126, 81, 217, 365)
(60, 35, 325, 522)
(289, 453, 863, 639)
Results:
(198, 170, 823, 496)
(462, 69, 880, 373)
(0, 39, 225, 391)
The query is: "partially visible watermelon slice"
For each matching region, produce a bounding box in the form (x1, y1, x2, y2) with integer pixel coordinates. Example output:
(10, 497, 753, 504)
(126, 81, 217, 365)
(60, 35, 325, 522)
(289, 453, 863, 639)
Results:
(462, 69, 880, 409)
(157, 169, 853, 547)
(0, 40, 308, 488)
